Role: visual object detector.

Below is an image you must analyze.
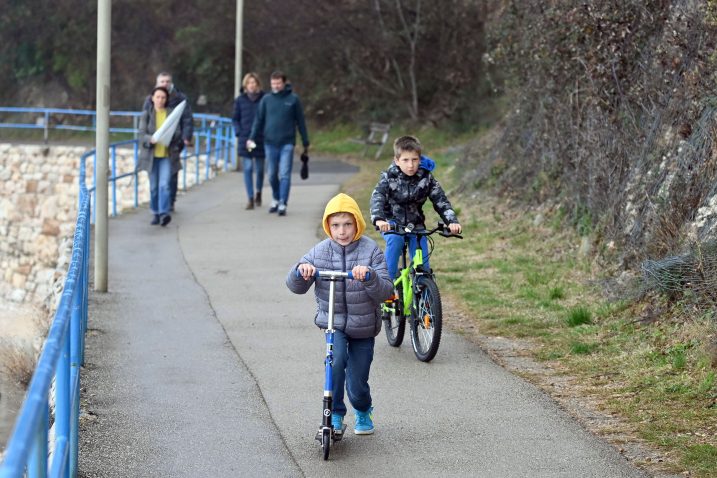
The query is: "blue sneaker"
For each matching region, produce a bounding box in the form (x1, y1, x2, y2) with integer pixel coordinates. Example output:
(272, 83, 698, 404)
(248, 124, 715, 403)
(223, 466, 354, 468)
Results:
(331, 413, 344, 433)
(354, 407, 374, 435)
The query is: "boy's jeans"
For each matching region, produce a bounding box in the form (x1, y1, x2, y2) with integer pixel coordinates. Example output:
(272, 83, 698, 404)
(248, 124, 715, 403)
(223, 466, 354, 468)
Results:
(264, 144, 294, 205)
(332, 329, 374, 416)
(149, 157, 172, 216)
(241, 156, 265, 199)
(383, 233, 430, 280)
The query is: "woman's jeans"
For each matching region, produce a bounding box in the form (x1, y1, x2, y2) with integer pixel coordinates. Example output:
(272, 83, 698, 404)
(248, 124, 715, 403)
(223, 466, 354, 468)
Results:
(264, 144, 294, 205)
(383, 233, 430, 280)
(332, 330, 374, 416)
(149, 156, 172, 216)
(241, 156, 265, 199)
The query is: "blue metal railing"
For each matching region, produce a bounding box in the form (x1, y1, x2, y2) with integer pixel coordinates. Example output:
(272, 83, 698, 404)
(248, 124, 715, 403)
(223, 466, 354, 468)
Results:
(68, 114, 235, 220)
(0, 179, 90, 478)
(0, 107, 236, 477)
(0, 106, 234, 142)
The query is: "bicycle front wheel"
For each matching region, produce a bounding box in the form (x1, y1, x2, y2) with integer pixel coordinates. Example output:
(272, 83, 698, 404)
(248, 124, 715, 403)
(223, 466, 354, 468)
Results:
(383, 288, 405, 347)
(410, 277, 443, 362)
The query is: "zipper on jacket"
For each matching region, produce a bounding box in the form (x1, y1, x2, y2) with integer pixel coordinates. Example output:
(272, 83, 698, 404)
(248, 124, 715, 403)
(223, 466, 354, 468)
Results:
(341, 246, 349, 332)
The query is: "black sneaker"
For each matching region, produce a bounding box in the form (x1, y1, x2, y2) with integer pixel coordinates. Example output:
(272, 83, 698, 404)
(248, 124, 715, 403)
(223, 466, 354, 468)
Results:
(160, 214, 172, 227)
(150, 215, 160, 225)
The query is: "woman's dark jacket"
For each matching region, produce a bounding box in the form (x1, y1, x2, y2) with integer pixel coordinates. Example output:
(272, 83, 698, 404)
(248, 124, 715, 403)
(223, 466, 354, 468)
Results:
(232, 90, 265, 158)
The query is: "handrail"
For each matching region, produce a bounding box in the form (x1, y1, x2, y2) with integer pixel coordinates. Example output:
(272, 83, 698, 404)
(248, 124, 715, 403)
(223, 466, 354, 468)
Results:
(78, 120, 235, 220)
(0, 106, 229, 140)
(0, 107, 236, 477)
(0, 185, 90, 478)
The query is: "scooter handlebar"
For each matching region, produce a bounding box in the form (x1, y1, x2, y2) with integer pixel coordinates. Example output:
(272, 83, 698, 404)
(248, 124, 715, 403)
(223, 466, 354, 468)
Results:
(295, 270, 371, 281)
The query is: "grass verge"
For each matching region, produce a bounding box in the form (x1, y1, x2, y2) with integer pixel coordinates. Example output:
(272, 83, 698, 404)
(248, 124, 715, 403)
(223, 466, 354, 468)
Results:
(315, 123, 717, 478)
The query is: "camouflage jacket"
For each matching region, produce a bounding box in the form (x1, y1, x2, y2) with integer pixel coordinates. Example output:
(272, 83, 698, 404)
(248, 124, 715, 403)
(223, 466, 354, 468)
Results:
(370, 164, 459, 227)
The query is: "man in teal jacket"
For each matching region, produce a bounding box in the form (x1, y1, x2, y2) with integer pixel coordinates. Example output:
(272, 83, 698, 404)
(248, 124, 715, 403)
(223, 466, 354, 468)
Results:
(248, 71, 310, 216)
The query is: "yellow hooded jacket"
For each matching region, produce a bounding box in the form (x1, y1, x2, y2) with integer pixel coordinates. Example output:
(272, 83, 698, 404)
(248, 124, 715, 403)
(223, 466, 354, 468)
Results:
(322, 193, 366, 242)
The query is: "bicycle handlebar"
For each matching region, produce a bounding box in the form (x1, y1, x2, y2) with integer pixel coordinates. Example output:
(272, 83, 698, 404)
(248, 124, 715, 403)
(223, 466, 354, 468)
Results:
(295, 270, 371, 280)
(376, 222, 463, 239)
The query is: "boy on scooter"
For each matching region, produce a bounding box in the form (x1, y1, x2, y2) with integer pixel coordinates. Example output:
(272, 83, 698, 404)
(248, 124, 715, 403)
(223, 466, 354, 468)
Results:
(286, 193, 393, 435)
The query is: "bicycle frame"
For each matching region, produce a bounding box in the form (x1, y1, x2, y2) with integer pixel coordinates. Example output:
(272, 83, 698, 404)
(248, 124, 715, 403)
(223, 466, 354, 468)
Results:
(394, 245, 426, 317)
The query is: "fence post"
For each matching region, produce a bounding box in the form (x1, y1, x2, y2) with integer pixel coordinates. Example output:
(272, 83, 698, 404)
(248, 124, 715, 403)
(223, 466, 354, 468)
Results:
(27, 403, 49, 478)
(69, 282, 82, 477)
(195, 132, 200, 186)
(44, 111, 50, 144)
(53, 328, 71, 477)
(133, 141, 139, 208)
(182, 147, 188, 191)
(219, 127, 226, 172)
(111, 146, 117, 217)
(205, 126, 211, 180)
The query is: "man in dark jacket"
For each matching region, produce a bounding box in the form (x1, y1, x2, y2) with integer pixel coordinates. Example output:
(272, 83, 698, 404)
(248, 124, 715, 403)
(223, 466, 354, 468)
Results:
(248, 71, 310, 216)
(143, 72, 194, 211)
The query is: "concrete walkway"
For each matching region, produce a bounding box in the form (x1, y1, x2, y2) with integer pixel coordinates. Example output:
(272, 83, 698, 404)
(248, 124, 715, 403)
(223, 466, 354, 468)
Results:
(79, 159, 647, 477)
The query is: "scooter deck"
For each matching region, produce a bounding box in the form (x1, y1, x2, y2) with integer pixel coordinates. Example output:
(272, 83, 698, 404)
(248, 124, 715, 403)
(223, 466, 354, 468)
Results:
(315, 424, 348, 442)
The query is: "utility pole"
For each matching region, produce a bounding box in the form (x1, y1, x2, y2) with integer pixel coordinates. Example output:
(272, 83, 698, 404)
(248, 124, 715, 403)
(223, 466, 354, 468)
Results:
(235, 0, 244, 101)
(234, 0, 244, 168)
(95, 0, 111, 292)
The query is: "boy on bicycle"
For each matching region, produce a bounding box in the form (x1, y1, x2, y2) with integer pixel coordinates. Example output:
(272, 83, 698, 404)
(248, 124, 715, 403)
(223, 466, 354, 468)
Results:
(286, 193, 393, 435)
(370, 135, 462, 280)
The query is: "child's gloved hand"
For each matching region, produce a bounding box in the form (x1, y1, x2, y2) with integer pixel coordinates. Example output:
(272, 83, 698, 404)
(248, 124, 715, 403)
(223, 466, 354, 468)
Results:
(297, 263, 316, 281)
(351, 265, 371, 281)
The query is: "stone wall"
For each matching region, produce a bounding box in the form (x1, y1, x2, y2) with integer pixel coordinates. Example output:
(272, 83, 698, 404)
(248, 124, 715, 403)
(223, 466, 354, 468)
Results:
(0, 144, 84, 304)
(0, 143, 226, 306)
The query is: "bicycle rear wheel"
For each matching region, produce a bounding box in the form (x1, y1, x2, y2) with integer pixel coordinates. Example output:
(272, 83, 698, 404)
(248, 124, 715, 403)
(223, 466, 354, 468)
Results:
(383, 288, 405, 347)
(410, 277, 442, 362)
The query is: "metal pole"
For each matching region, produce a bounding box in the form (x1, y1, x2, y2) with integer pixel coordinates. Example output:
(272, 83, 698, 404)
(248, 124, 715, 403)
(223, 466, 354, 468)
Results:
(95, 0, 111, 292)
(235, 0, 243, 102)
(234, 0, 243, 169)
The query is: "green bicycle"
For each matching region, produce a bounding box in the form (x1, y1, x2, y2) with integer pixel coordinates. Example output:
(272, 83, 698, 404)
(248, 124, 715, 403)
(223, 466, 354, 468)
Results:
(380, 222, 462, 362)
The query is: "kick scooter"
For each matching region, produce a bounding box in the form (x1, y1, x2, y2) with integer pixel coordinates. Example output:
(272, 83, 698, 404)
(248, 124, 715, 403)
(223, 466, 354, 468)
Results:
(304, 269, 368, 460)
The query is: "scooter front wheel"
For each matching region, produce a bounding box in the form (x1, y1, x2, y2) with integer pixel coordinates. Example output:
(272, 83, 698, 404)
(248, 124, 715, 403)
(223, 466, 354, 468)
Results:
(322, 428, 331, 460)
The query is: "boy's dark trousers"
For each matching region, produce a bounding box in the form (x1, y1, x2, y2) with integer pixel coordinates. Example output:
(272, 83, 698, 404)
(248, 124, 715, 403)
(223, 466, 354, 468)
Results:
(331, 329, 374, 416)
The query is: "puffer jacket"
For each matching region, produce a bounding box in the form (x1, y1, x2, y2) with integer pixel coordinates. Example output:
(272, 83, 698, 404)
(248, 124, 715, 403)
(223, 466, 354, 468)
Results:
(286, 236, 393, 339)
(370, 163, 459, 228)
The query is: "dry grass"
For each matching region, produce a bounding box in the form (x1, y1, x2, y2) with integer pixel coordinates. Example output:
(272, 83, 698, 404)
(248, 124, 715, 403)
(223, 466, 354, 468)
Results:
(317, 123, 717, 476)
(0, 339, 37, 388)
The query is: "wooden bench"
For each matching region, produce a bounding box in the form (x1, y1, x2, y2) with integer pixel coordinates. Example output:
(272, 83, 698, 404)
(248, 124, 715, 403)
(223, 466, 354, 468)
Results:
(360, 122, 391, 160)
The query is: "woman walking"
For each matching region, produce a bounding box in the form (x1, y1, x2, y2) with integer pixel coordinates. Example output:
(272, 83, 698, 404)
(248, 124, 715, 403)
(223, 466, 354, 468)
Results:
(138, 86, 182, 226)
(232, 73, 266, 210)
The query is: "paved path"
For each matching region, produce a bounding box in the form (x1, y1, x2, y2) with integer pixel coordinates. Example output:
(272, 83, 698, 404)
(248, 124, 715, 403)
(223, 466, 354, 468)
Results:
(79, 159, 647, 477)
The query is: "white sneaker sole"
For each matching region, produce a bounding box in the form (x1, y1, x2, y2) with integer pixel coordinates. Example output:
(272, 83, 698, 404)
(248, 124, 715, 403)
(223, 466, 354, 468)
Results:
(354, 428, 374, 435)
